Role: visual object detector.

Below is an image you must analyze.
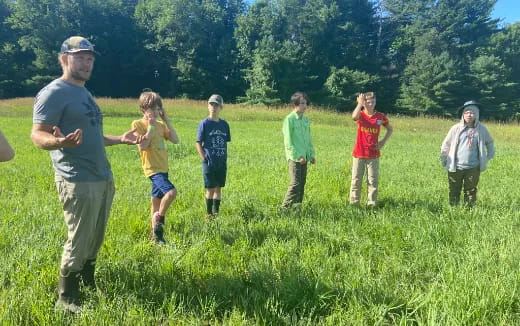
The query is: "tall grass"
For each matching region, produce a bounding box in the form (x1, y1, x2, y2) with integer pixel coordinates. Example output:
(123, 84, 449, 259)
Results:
(0, 98, 519, 325)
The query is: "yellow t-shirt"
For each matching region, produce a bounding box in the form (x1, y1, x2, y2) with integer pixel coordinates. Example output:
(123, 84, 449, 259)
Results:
(131, 119, 170, 177)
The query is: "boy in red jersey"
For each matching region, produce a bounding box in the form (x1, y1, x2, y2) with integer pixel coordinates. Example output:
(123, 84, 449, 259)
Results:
(349, 92, 393, 207)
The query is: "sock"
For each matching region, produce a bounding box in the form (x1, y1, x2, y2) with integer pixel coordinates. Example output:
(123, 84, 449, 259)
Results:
(206, 198, 214, 214)
(154, 212, 165, 224)
(213, 199, 221, 214)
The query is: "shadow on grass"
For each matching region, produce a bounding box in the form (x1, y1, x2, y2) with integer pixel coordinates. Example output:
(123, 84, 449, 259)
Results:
(376, 197, 445, 213)
(273, 201, 382, 221)
(231, 194, 419, 223)
(102, 260, 342, 323)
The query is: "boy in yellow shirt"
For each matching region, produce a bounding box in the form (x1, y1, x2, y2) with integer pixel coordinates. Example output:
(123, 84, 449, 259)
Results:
(132, 90, 179, 244)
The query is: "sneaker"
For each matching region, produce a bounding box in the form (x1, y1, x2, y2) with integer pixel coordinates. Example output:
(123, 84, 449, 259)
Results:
(152, 223, 166, 244)
(152, 212, 166, 244)
(204, 213, 216, 221)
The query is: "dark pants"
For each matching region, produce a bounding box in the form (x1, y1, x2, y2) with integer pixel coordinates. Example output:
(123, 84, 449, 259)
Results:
(282, 160, 307, 208)
(448, 166, 480, 206)
(202, 161, 227, 188)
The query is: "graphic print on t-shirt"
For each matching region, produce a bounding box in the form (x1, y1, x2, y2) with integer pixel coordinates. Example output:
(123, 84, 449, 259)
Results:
(197, 118, 231, 168)
(210, 130, 227, 157)
(84, 96, 102, 127)
(352, 111, 389, 159)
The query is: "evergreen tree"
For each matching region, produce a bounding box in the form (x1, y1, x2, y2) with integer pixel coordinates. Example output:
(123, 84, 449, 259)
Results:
(135, 0, 246, 100)
(0, 0, 516, 120)
(323, 67, 379, 110)
(386, 0, 499, 115)
(0, 0, 30, 98)
(485, 23, 520, 118)
(236, 0, 379, 106)
(468, 54, 515, 119)
(6, 0, 150, 97)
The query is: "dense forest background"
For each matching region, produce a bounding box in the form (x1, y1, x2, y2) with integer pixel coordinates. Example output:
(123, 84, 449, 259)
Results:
(0, 0, 518, 118)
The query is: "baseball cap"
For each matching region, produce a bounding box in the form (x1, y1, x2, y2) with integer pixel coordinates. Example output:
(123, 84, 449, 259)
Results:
(461, 100, 480, 110)
(457, 100, 481, 116)
(60, 36, 99, 55)
(208, 94, 223, 106)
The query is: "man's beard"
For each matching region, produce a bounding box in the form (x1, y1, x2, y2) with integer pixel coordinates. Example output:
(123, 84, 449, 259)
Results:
(70, 70, 91, 82)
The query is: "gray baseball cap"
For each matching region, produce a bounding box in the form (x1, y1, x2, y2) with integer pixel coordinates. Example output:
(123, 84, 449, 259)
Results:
(208, 94, 223, 106)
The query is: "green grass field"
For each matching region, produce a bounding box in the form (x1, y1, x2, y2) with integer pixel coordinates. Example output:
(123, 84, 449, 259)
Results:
(0, 98, 519, 325)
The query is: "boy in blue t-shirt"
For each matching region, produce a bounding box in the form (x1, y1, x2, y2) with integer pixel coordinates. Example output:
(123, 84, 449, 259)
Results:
(195, 94, 231, 219)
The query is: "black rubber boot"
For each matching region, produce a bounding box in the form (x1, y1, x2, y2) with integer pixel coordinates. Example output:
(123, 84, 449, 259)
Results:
(55, 271, 81, 313)
(80, 259, 96, 289)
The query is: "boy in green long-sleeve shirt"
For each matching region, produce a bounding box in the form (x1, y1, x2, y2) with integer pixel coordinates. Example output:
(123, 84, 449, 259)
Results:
(281, 91, 316, 208)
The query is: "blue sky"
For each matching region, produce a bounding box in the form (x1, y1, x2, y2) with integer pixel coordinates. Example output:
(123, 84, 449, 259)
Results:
(492, 0, 520, 25)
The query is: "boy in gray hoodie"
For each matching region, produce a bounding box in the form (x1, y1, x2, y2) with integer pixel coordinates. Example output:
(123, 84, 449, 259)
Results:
(440, 100, 495, 206)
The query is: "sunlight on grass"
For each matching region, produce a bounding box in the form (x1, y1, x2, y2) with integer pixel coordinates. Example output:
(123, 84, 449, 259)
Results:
(0, 98, 519, 324)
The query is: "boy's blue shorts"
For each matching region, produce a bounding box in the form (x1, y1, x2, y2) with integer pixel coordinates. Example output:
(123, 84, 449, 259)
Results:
(202, 161, 227, 188)
(149, 173, 175, 198)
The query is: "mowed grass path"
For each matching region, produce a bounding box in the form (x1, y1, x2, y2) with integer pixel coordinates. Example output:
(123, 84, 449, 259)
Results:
(0, 98, 519, 325)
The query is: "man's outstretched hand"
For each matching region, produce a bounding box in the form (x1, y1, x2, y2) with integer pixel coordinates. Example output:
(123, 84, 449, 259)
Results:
(53, 126, 82, 148)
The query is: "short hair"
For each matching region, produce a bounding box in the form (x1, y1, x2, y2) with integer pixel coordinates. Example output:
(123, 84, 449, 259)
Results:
(364, 92, 376, 99)
(290, 91, 309, 106)
(139, 90, 163, 111)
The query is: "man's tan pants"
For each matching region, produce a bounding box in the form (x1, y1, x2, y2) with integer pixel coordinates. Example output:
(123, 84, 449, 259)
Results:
(55, 176, 115, 275)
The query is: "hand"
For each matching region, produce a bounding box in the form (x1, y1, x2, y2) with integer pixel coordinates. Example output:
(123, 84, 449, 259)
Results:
(310, 157, 316, 164)
(53, 126, 82, 148)
(121, 128, 144, 145)
(159, 108, 169, 122)
(298, 157, 307, 165)
(357, 93, 365, 107)
(376, 141, 386, 149)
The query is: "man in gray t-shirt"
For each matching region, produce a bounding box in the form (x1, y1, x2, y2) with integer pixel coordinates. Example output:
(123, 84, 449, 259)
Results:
(30, 36, 142, 313)
(34, 78, 112, 181)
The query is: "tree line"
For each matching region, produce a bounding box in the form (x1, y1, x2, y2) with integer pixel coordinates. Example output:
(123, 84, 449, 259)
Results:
(1, 0, 519, 119)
